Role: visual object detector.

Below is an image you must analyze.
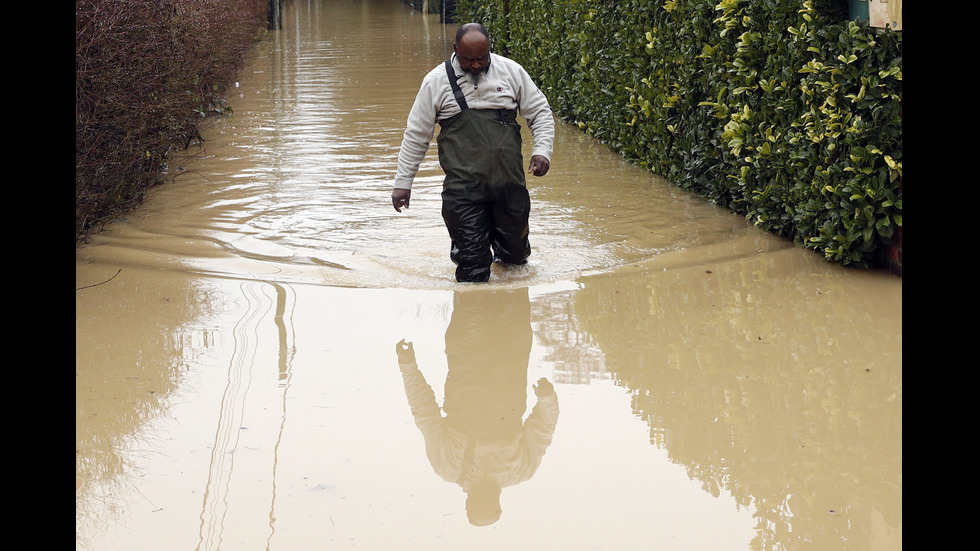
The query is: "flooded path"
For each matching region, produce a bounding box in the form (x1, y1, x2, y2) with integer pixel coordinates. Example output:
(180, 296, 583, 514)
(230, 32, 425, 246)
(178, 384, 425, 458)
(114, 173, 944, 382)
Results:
(75, 1, 902, 549)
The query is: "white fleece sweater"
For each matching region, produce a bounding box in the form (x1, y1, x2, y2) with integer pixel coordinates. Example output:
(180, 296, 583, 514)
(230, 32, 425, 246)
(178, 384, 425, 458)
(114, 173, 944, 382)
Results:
(394, 53, 555, 190)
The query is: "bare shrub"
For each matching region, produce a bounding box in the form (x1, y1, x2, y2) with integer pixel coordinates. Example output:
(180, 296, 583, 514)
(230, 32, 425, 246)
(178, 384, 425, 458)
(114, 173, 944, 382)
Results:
(76, 0, 268, 244)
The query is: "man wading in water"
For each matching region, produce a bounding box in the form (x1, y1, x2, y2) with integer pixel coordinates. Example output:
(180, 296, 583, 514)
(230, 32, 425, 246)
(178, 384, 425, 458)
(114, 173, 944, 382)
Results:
(391, 22, 555, 282)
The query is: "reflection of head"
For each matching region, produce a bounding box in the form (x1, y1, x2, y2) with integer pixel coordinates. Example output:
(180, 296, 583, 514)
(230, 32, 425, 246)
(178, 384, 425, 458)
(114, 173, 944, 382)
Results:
(465, 478, 503, 526)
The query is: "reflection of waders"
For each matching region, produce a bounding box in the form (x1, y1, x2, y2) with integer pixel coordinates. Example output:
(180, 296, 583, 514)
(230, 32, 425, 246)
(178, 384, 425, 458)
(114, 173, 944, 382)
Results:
(442, 288, 531, 484)
(439, 59, 530, 282)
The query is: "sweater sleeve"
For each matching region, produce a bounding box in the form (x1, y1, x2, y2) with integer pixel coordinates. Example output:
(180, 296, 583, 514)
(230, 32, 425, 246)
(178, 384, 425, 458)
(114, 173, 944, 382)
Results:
(394, 70, 441, 190)
(522, 392, 560, 459)
(399, 357, 444, 435)
(513, 64, 555, 162)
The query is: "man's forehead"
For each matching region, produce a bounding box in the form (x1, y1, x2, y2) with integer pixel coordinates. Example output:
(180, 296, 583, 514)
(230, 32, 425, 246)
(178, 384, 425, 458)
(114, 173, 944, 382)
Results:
(457, 32, 489, 53)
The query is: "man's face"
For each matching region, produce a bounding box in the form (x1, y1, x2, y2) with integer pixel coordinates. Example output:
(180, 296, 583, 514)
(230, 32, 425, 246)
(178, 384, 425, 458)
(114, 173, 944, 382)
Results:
(454, 32, 490, 76)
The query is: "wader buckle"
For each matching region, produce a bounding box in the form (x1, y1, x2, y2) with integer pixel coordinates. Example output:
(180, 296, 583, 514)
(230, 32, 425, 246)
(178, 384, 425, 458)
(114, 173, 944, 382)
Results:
(498, 109, 517, 126)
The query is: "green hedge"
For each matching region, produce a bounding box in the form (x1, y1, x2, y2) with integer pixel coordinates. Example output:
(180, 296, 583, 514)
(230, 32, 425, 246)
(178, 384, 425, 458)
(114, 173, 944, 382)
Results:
(455, 0, 902, 268)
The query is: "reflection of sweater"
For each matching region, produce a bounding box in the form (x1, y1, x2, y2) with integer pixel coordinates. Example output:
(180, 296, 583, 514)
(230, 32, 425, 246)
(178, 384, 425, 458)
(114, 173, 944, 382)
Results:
(398, 358, 559, 491)
(394, 53, 555, 190)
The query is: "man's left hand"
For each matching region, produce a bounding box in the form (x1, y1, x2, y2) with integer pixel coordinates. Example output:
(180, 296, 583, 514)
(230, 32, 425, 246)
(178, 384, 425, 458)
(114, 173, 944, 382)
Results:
(528, 155, 550, 177)
(533, 377, 554, 397)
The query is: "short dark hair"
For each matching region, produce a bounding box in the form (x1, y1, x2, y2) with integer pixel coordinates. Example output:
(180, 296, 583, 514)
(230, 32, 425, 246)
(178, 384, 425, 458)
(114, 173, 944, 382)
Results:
(455, 22, 489, 46)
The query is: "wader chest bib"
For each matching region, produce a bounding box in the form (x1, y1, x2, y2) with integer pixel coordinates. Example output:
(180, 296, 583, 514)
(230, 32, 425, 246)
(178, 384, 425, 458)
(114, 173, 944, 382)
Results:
(438, 59, 530, 282)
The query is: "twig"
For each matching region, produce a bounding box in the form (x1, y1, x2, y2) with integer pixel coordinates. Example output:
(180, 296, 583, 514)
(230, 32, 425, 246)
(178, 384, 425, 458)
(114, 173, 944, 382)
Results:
(76, 269, 122, 291)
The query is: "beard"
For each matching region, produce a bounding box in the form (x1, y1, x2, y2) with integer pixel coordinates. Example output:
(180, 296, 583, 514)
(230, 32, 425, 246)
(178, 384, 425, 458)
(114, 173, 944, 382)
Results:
(468, 64, 489, 86)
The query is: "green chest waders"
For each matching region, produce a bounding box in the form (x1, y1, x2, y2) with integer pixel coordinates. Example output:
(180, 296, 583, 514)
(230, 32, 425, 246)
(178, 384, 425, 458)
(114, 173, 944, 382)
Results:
(438, 59, 531, 282)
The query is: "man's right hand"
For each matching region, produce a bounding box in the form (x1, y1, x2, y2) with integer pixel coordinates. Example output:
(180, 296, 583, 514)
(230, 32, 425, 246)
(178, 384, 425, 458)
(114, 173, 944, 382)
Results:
(396, 339, 416, 363)
(392, 189, 411, 212)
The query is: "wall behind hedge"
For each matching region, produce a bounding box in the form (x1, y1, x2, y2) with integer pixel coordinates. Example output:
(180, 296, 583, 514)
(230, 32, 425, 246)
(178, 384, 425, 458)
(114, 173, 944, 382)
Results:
(455, 0, 902, 269)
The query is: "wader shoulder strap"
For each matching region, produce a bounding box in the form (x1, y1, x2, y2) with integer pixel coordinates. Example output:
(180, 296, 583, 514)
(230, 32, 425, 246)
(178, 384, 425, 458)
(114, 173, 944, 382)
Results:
(445, 59, 468, 110)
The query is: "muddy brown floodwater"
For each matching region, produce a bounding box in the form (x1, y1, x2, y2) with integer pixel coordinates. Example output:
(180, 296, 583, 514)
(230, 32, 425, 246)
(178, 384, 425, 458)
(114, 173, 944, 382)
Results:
(75, 1, 902, 550)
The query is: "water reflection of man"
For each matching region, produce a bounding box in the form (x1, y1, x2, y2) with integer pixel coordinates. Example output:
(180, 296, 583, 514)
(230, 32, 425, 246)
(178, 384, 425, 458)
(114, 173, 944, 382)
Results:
(396, 288, 559, 526)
